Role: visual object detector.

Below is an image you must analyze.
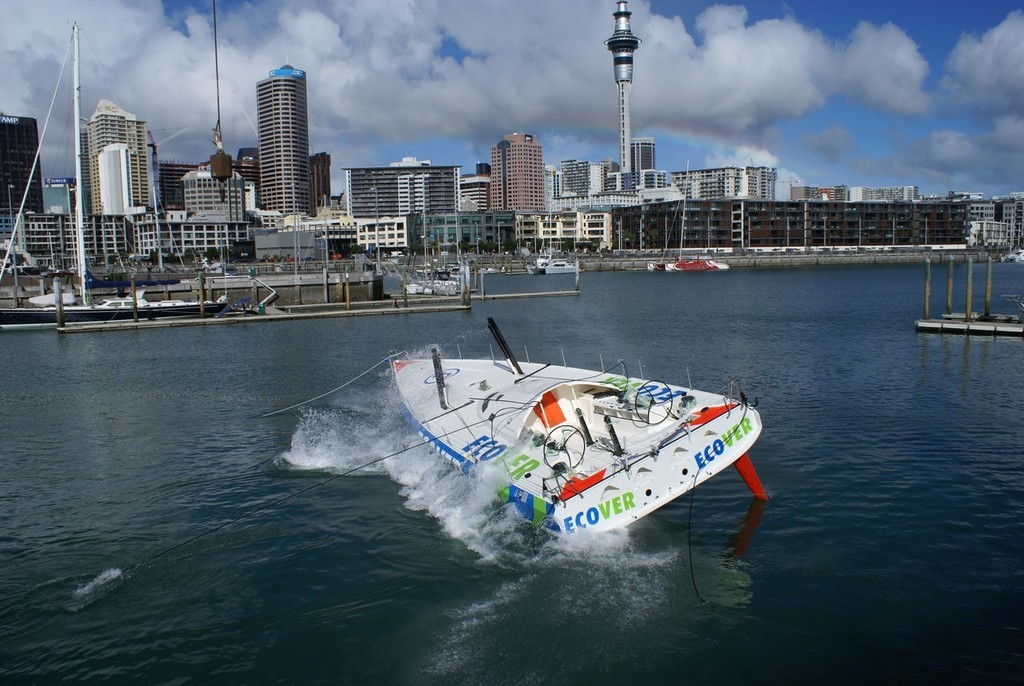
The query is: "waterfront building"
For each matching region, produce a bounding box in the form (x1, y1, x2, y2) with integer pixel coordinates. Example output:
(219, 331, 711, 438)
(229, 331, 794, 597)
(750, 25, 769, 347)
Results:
(133, 210, 249, 260)
(83, 100, 150, 214)
(671, 166, 777, 200)
(969, 220, 1012, 247)
(994, 198, 1022, 246)
(345, 157, 459, 219)
(489, 133, 545, 212)
(19, 212, 75, 266)
(257, 65, 310, 216)
(605, 1, 641, 181)
(612, 198, 971, 252)
(355, 215, 410, 256)
(516, 210, 613, 251)
(1, 114, 45, 238)
(414, 210, 516, 253)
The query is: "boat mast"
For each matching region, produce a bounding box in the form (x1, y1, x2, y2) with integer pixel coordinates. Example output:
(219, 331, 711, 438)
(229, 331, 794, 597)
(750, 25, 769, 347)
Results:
(72, 23, 89, 304)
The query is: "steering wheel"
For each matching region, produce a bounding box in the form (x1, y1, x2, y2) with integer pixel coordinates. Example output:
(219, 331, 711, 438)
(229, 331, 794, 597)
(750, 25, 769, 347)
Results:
(633, 380, 674, 425)
(542, 425, 586, 471)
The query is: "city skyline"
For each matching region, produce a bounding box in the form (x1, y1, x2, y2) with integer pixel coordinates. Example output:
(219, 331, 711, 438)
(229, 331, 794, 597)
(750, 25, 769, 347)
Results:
(2, 1, 1022, 201)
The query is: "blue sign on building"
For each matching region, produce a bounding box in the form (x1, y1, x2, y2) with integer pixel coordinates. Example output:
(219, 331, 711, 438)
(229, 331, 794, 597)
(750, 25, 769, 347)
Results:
(269, 66, 306, 79)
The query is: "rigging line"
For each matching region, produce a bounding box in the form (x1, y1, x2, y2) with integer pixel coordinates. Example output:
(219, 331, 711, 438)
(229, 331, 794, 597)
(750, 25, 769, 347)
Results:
(131, 438, 432, 571)
(260, 355, 402, 417)
(81, 29, 125, 110)
(135, 403, 516, 572)
(0, 31, 72, 282)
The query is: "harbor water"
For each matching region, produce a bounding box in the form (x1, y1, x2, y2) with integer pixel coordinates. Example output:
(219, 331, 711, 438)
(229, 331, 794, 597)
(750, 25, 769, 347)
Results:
(2, 264, 1022, 684)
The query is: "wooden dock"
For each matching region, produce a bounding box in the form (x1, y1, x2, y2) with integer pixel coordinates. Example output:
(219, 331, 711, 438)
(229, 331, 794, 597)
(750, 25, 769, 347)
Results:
(53, 286, 579, 334)
(476, 290, 578, 301)
(915, 318, 1024, 337)
(916, 256, 1023, 337)
(57, 303, 470, 334)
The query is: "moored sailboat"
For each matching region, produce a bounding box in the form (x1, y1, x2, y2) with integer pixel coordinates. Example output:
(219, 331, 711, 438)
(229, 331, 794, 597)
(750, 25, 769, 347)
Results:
(0, 24, 227, 331)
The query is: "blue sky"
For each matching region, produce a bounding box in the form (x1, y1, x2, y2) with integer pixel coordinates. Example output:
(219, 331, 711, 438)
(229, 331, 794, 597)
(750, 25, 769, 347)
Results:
(3, 0, 1023, 199)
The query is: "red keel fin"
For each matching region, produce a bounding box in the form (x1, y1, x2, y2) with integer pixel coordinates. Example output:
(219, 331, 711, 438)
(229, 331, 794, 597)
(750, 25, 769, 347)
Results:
(734, 453, 768, 500)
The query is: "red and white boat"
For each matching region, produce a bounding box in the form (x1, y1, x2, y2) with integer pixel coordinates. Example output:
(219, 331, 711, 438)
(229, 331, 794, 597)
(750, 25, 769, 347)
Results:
(648, 256, 730, 271)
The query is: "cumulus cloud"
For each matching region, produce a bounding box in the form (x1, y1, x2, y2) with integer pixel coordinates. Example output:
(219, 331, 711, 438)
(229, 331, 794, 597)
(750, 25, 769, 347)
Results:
(945, 11, 1024, 113)
(0, 0, 1017, 195)
(632, 5, 931, 152)
(840, 22, 931, 115)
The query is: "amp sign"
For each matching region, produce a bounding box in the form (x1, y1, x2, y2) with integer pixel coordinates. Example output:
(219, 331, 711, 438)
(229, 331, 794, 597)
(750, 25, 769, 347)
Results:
(0, 115, 21, 125)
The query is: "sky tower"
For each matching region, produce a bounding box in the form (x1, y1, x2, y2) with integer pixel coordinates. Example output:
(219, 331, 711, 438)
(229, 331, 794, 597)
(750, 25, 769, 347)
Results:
(605, 1, 641, 179)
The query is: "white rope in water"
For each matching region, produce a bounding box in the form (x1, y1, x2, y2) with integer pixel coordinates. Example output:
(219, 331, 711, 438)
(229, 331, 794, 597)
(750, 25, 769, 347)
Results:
(260, 353, 404, 417)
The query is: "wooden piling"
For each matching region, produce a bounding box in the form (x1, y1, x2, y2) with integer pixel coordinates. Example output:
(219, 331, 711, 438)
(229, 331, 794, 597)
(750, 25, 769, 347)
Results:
(945, 256, 954, 316)
(984, 256, 992, 317)
(964, 257, 973, 322)
(54, 277, 65, 329)
(923, 257, 931, 320)
(130, 273, 139, 322)
(198, 272, 206, 318)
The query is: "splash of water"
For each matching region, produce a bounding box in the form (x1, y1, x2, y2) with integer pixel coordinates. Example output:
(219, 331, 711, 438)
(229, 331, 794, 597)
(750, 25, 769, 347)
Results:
(68, 567, 123, 611)
(275, 384, 695, 569)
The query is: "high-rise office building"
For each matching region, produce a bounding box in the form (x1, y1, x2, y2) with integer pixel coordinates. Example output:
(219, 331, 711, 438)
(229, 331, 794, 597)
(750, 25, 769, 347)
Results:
(83, 100, 150, 214)
(345, 157, 458, 219)
(560, 159, 604, 197)
(489, 133, 545, 212)
(257, 65, 310, 216)
(158, 160, 199, 211)
(605, 1, 641, 180)
(630, 137, 655, 173)
(309, 151, 331, 213)
(97, 143, 132, 215)
(1, 114, 45, 232)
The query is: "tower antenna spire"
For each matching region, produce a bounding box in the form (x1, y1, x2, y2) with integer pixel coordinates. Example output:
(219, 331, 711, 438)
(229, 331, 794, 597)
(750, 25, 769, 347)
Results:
(605, 1, 641, 184)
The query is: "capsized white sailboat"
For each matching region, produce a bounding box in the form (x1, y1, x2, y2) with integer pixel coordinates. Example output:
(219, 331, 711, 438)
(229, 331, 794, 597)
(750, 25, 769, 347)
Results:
(392, 318, 767, 534)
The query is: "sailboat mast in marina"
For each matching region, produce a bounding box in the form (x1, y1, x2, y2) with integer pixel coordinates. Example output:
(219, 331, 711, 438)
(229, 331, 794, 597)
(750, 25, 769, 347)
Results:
(72, 23, 89, 305)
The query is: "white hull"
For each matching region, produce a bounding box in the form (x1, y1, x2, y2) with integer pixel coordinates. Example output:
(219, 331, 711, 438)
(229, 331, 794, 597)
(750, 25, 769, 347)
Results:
(393, 321, 766, 534)
(528, 253, 577, 275)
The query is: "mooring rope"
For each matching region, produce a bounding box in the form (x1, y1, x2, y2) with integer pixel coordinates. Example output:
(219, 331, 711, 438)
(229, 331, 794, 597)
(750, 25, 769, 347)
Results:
(260, 354, 403, 418)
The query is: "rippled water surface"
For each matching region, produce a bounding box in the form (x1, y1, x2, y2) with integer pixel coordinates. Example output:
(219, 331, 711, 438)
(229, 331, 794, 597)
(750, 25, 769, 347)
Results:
(2, 263, 1023, 684)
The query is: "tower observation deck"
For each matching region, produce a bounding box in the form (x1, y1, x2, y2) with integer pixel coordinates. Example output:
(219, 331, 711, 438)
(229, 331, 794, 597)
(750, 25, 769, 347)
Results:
(605, 1, 641, 178)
